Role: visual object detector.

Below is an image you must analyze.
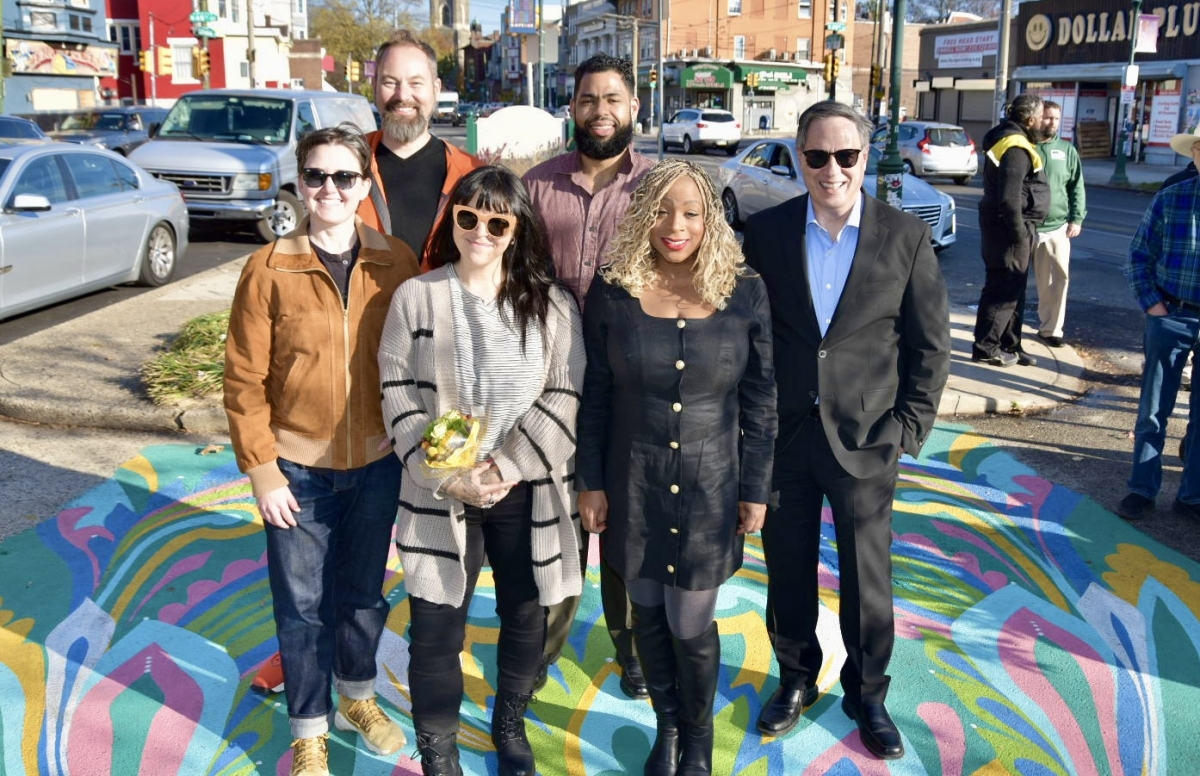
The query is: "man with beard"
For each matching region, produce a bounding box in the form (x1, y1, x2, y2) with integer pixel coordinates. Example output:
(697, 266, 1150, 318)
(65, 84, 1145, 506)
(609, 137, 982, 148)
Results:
(972, 93, 1050, 367)
(357, 29, 481, 261)
(522, 53, 654, 700)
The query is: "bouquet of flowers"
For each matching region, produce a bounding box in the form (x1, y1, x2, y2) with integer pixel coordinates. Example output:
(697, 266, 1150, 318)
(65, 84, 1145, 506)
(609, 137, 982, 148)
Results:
(420, 409, 482, 477)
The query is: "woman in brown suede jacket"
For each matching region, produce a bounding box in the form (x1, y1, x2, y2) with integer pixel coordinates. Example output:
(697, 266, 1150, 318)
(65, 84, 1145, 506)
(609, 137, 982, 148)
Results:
(223, 124, 420, 776)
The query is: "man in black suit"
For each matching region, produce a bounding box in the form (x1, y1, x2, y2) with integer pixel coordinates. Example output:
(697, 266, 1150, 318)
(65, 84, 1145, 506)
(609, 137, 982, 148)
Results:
(742, 101, 950, 760)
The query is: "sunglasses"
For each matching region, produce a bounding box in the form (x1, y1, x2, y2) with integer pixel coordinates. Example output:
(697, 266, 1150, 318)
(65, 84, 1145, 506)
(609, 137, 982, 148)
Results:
(801, 148, 864, 170)
(301, 168, 365, 190)
(453, 204, 517, 239)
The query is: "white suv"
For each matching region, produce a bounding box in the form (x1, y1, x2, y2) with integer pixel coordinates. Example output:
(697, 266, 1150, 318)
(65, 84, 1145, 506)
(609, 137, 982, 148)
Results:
(661, 108, 742, 155)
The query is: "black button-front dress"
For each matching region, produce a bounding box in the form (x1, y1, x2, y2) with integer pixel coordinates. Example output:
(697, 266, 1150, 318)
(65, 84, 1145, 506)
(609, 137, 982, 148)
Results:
(575, 273, 777, 590)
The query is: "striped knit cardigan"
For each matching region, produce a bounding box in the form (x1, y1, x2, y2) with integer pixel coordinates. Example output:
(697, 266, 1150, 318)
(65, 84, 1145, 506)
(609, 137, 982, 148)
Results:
(379, 266, 585, 608)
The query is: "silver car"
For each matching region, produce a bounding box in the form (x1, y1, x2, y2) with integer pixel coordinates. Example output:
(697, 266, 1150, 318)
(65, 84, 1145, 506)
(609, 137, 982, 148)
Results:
(660, 108, 742, 155)
(717, 140, 957, 250)
(870, 121, 978, 184)
(0, 142, 188, 320)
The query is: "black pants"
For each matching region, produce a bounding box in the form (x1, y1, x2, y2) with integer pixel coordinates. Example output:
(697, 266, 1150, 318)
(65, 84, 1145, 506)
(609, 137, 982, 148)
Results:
(407, 482, 545, 734)
(762, 414, 898, 706)
(543, 530, 634, 664)
(973, 219, 1036, 358)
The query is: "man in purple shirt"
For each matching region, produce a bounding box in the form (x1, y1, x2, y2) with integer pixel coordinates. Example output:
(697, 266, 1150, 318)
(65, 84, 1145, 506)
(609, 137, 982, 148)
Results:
(523, 53, 654, 699)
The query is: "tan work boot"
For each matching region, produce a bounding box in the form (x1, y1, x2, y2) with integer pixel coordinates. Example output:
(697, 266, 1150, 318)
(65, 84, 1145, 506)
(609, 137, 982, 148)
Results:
(334, 697, 407, 755)
(289, 733, 329, 776)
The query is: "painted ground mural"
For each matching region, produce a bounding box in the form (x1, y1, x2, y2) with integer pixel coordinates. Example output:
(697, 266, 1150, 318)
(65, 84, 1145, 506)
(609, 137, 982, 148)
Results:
(2, 423, 1199, 775)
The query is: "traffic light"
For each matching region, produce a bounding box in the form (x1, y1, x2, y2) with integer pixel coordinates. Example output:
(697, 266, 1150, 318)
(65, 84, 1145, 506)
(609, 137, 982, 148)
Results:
(157, 47, 173, 76)
(137, 49, 153, 73)
(823, 52, 834, 82)
(832, 56, 841, 79)
(649, 68, 657, 86)
(348, 60, 361, 82)
(747, 72, 759, 89)
(192, 47, 211, 77)
(871, 63, 882, 88)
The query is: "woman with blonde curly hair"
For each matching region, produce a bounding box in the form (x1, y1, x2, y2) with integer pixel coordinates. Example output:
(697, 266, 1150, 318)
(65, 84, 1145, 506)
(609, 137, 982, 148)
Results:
(575, 158, 777, 775)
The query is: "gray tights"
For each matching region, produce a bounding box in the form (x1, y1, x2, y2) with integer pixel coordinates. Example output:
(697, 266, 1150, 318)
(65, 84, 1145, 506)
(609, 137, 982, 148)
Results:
(627, 578, 719, 640)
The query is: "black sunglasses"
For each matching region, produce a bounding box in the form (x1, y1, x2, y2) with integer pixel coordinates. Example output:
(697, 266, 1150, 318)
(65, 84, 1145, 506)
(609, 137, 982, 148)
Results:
(301, 168, 365, 190)
(801, 148, 863, 170)
(453, 205, 517, 239)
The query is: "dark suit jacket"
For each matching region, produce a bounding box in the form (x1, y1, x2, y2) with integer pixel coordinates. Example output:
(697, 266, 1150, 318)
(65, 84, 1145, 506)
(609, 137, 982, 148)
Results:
(742, 192, 951, 480)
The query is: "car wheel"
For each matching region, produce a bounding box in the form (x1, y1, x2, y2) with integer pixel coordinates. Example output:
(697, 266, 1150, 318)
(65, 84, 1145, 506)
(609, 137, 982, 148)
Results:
(682, 135, 694, 154)
(902, 159, 914, 175)
(725, 143, 739, 157)
(137, 223, 177, 286)
(257, 189, 303, 243)
(953, 175, 970, 185)
(721, 189, 741, 229)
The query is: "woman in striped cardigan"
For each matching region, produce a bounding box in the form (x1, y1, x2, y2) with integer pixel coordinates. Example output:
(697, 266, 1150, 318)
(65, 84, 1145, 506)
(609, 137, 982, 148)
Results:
(379, 166, 584, 776)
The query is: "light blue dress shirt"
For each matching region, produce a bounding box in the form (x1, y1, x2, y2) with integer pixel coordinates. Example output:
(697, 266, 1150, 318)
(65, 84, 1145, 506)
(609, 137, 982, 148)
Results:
(805, 193, 863, 338)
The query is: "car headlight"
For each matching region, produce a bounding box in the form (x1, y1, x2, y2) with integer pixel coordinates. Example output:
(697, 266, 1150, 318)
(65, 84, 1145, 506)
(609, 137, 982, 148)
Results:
(233, 173, 272, 191)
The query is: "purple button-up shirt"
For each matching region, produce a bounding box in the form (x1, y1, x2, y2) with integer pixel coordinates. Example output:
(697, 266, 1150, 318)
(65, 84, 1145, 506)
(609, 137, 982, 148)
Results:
(523, 149, 655, 308)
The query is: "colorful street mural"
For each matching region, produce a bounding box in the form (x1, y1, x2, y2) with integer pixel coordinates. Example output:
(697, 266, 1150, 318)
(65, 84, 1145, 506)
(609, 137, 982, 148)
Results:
(1, 423, 1198, 775)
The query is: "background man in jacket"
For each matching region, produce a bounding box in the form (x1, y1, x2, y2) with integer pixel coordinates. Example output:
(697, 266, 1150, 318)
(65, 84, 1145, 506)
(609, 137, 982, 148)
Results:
(972, 93, 1049, 367)
(742, 101, 950, 760)
(1033, 100, 1087, 349)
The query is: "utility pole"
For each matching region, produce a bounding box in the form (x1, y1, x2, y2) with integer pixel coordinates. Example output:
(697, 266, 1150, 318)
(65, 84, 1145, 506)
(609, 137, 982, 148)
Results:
(148, 13, 158, 104)
(247, 0, 256, 88)
(993, 0, 1012, 124)
(657, 0, 667, 160)
(537, 0, 545, 108)
(1110, 0, 1144, 184)
(875, 0, 907, 208)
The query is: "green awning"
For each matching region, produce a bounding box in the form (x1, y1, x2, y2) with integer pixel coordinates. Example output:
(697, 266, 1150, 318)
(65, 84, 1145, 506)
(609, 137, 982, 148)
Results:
(681, 64, 734, 90)
(734, 63, 808, 91)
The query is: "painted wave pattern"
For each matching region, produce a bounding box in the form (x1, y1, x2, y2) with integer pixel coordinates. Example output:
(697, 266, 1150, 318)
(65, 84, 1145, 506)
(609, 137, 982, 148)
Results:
(0, 427, 1198, 775)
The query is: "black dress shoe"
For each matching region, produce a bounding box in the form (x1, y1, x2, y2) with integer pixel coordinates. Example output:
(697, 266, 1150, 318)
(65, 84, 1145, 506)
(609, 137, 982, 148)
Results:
(1006, 349, 1037, 367)
(618, 655, 649, 699)
(756, 683, 819, 736)
(971, 351, 1018, 367)
(1116, 492, 1154, 521)
(1037, 333, 1065, 348)
(842, 699, 904, 759)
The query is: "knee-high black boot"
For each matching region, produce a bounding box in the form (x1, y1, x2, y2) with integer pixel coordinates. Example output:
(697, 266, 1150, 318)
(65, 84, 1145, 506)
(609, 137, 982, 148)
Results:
(631, 602, 681, 776)
(491, 691, 535, 776)
(672, 622, 721, 776)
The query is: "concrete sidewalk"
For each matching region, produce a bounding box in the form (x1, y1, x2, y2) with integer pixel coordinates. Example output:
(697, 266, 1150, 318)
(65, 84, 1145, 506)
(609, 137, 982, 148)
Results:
(0, 254, 1088, 436)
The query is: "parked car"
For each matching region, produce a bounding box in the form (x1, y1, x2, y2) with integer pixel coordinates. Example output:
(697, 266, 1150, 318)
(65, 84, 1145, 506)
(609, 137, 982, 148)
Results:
(717, 140, 956, 250)
(0, 115, 48, 141)
(0, 141, 189, 320)
(870, 120, 977, 184)
(660, 108, 742, 155)
(49, 106, 170, 156)
(129, 89, 375, 242)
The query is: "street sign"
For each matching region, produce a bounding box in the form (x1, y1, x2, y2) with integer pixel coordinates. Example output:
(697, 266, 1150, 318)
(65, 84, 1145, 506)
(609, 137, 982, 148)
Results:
(192, 25, 217, 38)
(189, 11, 218, 23)
(826, 22, 846, 31)
(825, 33, 845, 50)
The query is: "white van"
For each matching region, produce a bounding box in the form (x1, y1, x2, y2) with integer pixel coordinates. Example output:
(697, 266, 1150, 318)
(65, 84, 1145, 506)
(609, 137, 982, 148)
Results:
(129, 89, 375, 242)
(435, 91, 461, 125)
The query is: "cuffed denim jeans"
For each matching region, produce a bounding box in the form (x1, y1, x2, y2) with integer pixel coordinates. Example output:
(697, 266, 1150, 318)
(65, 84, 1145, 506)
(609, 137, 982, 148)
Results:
(265, 454, 401, 738)
(1128, 306, 1200, 503)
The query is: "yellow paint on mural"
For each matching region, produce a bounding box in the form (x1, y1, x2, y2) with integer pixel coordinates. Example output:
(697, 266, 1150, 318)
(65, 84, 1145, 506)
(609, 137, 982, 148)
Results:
(0, 602, 46, 772)
(1105, 543, 1200, 616)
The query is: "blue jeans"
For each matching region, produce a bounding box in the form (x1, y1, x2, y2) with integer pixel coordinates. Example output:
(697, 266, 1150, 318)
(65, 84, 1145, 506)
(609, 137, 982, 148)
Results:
(1128, 307, 1200, 503)
(265, 454, 401, 738)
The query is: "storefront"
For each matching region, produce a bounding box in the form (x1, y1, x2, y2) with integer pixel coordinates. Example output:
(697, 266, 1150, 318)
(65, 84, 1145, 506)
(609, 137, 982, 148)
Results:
(733, 64, 808, 131)
(1013, 0, 1198, 165)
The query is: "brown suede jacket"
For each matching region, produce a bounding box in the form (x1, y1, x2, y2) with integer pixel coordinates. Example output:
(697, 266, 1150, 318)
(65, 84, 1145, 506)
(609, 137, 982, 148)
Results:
(224, 217, 421, 496)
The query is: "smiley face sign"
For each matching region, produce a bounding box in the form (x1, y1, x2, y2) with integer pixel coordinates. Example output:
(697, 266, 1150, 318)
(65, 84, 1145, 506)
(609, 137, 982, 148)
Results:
(1026, 14, 1052, 51)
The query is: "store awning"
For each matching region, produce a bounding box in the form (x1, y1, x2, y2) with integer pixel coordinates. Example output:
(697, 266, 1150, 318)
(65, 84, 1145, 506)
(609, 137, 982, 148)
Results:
(1012, 61, 1188, 82)
(734, 63, 807, 90)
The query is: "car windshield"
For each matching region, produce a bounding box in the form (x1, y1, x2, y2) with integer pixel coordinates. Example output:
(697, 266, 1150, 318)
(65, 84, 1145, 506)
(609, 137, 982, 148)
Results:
(702, 112, 734, 122)
(61, 112, 128, 131)
(866, 147, 881, 174)
(927, 128, 970, 147)
(158, 96, 292, 144)
(0, 120, 42, 139)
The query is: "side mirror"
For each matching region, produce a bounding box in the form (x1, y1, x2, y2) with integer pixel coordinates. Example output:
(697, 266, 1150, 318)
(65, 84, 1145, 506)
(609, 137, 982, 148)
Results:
(148, 122, 161, 137)
(769, 164, 793, 178)
(9, 194, 53, 212)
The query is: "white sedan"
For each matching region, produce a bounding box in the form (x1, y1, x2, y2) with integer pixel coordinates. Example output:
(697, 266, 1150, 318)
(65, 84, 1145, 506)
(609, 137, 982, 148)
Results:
(718, 139, 957, 250)
(0, 141, 188, 320)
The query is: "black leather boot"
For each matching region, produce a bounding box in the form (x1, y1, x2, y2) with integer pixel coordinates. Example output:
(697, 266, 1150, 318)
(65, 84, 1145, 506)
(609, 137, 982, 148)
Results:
(672, 622, 721, 775)
(415, 730, 463, 776)
(491, 691, 535, 776)
(632, 602, 681, 776)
